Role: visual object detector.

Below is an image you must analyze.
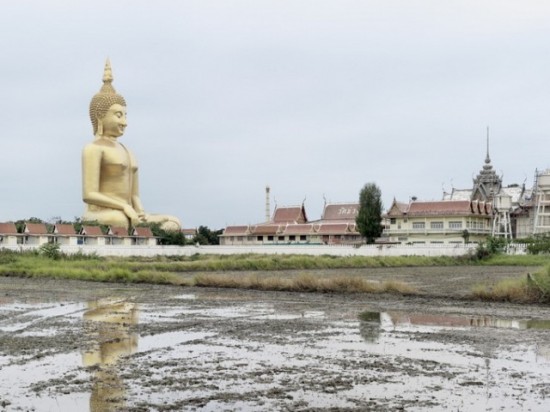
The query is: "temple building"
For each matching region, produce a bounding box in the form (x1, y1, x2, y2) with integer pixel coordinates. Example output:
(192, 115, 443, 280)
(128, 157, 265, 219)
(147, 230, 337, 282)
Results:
(391, 138, 539, 242)
(219, 202, 363, 245)
(220, 134, 545, 245)
(383, 199, 492, 244)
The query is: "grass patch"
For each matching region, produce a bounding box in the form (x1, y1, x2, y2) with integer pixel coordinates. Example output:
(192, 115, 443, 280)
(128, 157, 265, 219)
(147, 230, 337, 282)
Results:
(193, 273, 417, 295)
(0, 249, 545, 298)
(472, 263, 550, 303)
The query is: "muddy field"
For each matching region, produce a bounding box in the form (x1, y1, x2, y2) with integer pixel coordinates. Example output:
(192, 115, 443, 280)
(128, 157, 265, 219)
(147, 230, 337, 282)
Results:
(1, 266, 550, 411)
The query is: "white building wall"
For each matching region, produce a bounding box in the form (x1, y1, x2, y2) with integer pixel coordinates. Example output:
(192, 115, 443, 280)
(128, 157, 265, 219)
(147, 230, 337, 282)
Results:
(0, 243, 488, 257)
(0, 235, 19, 246)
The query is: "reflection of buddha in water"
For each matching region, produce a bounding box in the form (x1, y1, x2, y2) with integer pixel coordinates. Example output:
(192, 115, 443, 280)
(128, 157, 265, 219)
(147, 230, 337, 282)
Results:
(83, 299, 139, 412)
(82, 59, 181, 231)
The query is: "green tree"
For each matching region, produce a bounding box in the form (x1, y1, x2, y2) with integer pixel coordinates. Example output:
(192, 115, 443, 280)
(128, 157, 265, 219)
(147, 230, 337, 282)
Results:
(193, 226, 222, 245)
(356, 183, 383, 244)
(144, 222, 186, 246)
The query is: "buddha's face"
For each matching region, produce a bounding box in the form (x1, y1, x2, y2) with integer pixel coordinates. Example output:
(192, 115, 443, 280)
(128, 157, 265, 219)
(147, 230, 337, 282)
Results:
(99, 104, 127, 138)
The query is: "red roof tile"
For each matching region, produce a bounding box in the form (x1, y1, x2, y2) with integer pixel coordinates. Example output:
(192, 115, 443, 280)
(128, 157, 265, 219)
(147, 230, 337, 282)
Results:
(282, 224, 315, 235)
(133, 227, 154, 237)
(387, 200, 492, 217)
(222, 226, 250, 236)
(24, 223, 48, 235)
(272, 206, 307, 224)
(0, 223, 18, 235)
(54, 224, 76, 236)
(109, 226, 129, 236)
(322, 204, 359, 221)
(80, 226, 104, 236)
(251, 224, 282, 235)
(317, 223, 350, 234)
(407, 200, 486, 216)
(181, 228, 197, 236)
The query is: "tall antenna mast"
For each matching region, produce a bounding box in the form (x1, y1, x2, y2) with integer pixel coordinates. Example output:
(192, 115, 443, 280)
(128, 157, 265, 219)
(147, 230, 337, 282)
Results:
(265, 185, 271, 222)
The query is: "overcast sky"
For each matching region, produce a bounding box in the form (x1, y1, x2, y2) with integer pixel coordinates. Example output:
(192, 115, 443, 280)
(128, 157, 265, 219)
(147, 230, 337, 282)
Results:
(2, 1, 550, 229)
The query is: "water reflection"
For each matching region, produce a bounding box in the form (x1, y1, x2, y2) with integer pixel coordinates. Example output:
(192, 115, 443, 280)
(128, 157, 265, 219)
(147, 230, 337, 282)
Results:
(82, 298, 138, 412)
(359, 310, 550, 364)
(359, 310, 550, 331)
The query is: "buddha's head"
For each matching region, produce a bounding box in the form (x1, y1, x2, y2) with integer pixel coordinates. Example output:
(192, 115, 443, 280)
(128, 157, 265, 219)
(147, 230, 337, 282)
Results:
(90, 59, 127, 137)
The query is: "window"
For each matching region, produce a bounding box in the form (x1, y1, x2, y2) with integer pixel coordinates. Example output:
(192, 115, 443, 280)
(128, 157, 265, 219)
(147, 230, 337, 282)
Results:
(412, 222, 425, 229)
(257, 236, 263, 241)
(449, 221, 462, 229)
(247, 236, 254, 241)
(390, 218, 396, 224)
(289, 235, 296, 241)
(278, 236, 285, 241)
(267, 235, 274, 241)
(300, 235, 307, 241)
(430, 221, 443, 229)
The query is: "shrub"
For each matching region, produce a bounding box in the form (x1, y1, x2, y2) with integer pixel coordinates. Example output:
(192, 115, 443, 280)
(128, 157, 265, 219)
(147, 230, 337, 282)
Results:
(0, 248, 18, 264)
(525, 234, 550, 255)
(38, 243, 61, 260)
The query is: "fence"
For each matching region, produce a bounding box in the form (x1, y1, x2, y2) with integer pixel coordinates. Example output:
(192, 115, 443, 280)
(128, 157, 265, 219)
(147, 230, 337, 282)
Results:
(1, 243, 494, 257)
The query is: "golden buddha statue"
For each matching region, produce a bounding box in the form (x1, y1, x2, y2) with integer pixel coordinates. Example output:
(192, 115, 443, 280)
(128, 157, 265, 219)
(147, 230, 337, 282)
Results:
(82, 60, 181, 231)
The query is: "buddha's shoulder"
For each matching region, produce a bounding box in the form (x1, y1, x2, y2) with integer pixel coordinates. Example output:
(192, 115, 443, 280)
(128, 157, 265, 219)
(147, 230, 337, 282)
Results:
(83, 139, 116, 152)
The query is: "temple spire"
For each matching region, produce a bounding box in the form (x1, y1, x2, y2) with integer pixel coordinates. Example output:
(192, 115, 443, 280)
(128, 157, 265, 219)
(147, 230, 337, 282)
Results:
(485, 125, 490, 164)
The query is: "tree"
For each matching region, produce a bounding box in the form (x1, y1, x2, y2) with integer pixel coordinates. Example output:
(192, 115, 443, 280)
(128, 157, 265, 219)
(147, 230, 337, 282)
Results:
(193, 226, 222, 245)
(356, 183, 383, 244)
(144, 222, 187, 246)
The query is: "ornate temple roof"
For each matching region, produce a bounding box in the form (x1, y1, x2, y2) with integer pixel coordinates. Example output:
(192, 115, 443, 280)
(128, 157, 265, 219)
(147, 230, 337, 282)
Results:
(321, 203, 359, 221)
(272, 205, 308, 224)
(471, 134, 502, 201)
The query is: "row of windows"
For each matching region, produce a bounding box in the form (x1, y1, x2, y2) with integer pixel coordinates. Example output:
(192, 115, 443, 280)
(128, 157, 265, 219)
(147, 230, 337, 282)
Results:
(406, 240, 472, 245)
(226, 235, 309, 242)
(225, 235, 362, 243)
(408, 221, 490, 230)
(411, 221, 462, 229)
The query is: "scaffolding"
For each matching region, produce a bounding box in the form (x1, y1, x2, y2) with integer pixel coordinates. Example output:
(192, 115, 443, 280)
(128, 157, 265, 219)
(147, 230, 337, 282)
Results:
(533, 170, 550, 235)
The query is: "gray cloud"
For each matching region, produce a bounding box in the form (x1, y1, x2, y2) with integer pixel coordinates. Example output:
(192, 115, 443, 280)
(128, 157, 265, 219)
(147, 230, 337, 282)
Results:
(1, 1, 550, 228)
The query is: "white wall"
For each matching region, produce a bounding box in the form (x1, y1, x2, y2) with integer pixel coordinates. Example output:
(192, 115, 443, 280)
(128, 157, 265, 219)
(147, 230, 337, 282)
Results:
(0, 243, 490, 257)
(2, 243, 528, 257)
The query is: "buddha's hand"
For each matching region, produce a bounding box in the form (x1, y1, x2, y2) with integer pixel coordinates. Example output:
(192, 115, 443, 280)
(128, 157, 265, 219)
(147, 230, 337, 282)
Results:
(123, 205, 141, 225)
(138, 212, 147, 222)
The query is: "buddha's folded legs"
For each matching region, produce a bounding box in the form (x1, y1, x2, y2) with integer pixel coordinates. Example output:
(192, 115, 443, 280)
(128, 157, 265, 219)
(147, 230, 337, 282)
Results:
(83, 209, 130, 229)
(145, 215, 181, 232)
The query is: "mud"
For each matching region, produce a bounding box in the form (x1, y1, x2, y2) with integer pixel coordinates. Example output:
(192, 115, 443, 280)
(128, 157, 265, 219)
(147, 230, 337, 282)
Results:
(1, 266, 549, 411)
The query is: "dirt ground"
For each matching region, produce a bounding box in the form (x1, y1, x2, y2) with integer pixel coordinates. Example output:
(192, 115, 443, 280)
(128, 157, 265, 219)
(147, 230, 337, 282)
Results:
(1, 266, 550, 411)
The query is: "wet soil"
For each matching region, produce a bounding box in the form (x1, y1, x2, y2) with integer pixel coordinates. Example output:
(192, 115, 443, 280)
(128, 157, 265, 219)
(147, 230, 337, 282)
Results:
(1, 266, 549, 411)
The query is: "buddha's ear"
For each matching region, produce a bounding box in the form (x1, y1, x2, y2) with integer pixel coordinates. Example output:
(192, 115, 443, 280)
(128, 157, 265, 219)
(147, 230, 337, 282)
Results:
(96, 117, 103, 137)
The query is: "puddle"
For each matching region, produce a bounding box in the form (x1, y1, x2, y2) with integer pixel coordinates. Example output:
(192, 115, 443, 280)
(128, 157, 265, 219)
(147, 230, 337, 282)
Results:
(173, 293, 196, 300)
(1, 293, 550, 411)
(359, 310, 550, 330)
(0, 302, 86, 332)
